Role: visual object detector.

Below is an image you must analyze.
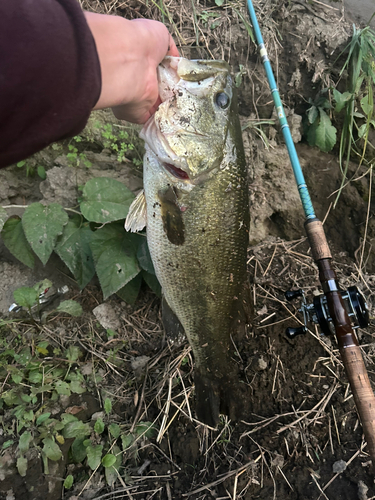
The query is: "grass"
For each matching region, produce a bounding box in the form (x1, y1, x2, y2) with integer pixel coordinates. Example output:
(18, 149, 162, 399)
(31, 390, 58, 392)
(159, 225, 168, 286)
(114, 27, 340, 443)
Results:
(334, 21, 375, 206)
(1, 238, 374, 498)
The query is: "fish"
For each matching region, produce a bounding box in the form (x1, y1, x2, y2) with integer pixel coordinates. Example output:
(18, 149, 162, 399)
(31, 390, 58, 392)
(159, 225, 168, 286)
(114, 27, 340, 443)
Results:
(126, 56, 250, 426)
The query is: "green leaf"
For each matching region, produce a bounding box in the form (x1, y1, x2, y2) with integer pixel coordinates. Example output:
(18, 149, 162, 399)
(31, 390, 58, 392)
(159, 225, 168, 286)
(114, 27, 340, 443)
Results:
(80, 178, 134, 223)
(28, 369, 43, 384)
(121, 433, 134, 451)
(64, 475, 74, 489)
(104, 445, 122, 486)
(108, 423, 121, 439)
(314, 109, 337, 152)
(102, 453, 116, 468)
(0, 207, 8, 232)
(215, 0, 224, 4)
(94, 418, 105, 435)
(104, 398, 112, 416)
(16, 348, 32, 365)
(307, 106, 318, 125)
(142, 271, 161, 298)
(333, 89, 352, 113)
(135, 421, 156, 438)
(18, 431, 33, 454)
(361, 94, 373, 115)
(13, 286, 38, 308)
(17, 456, 28, 477)
(86, 444, 103, 470)
(63, 421, 91, 439)
(56, 300, 82, 317)
(37, 166, 47, 180)
(22, 203, 68, 265)
(90, 225, 140, 299)
(69, 379, 86, 394)
(65, 346, 82, 363)
(1, 217, 35, 268)
(36, 413, 51, 426)
(61, 413, 78, 425)
(42, 437, 62, 461)
(116, 273, 142, 305)
(55, 219, 95, 289)
(358, 123, 368, 139)
(71, 438, 88, 463)
(34, 278, 53, 296)
(11, 370, 23, 384)
(2, 439, 14, 450)
(137, 238, 155, 274)
(17, 160, 26, 168)
(55, 380, 71, 396)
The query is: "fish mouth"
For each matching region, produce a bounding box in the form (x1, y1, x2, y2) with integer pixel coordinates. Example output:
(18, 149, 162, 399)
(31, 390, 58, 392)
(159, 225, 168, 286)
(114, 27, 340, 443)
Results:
(163, 163, 190, 180)
(140, 117, 191, 181)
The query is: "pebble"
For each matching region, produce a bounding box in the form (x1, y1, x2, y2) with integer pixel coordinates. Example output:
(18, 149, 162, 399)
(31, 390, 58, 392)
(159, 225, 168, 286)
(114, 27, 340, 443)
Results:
(332, 459, 347, 473)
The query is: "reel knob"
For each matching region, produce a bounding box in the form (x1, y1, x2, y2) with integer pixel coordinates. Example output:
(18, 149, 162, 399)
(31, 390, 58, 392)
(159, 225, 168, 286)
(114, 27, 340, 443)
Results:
(285, 289, 304, 301)
(286, 326, 307, 339)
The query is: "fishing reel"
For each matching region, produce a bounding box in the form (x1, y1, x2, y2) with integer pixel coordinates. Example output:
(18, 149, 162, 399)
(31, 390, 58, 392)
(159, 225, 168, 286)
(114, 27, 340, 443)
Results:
(284, 287, 370, 339)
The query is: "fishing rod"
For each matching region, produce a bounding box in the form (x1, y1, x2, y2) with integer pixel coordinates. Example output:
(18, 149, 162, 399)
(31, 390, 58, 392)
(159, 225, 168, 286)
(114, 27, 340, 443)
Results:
(246, 0, 375, 465)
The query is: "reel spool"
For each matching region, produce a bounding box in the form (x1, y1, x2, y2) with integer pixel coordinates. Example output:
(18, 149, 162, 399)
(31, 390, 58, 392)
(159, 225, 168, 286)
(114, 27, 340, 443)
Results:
(284, 286, 370, 339)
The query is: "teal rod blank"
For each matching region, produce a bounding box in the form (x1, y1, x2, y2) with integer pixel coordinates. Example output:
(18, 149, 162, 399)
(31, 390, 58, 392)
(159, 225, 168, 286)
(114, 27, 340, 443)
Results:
(246, 0, 316, 219)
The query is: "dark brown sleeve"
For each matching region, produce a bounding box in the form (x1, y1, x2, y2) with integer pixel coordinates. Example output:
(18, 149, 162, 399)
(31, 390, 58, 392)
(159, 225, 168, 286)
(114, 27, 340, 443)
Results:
(0, 0, 102, 168)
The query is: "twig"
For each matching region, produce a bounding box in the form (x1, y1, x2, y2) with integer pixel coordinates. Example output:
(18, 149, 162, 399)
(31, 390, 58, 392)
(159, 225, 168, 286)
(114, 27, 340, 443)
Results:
(181, 461, 255, 497)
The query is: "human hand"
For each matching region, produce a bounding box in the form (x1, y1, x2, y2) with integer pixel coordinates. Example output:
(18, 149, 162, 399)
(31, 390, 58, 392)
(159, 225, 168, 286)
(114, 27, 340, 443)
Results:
(85, 13, 179, 124)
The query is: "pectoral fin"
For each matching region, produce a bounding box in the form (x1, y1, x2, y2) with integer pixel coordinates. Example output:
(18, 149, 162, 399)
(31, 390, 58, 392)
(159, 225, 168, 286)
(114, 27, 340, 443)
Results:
(125, 189, 147, 233)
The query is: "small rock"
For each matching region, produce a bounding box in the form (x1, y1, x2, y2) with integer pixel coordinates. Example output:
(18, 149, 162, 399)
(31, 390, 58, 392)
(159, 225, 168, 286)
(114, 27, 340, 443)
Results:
(271, 453, 284, 468)
(131, 356, 150, 373)
(81, 362, 93, 376)
(332, 459, 347, 473)
(257, 357, 268, 371)
(6, 490, 15, 500)
(256, 305, 268, 316)
(92, 303, 121, 331)
(250, 355, 268, 371)
(358, 480, 369, 500)
(91, 411, 105, 421)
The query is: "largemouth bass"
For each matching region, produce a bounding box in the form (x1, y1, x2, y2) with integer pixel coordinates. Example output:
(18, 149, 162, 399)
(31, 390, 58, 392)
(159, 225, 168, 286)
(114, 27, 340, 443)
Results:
(126, 57, 250, 426)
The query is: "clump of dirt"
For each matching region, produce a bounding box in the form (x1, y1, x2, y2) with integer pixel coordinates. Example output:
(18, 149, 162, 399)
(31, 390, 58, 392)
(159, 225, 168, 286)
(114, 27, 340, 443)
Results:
(1, 2, 375, 500)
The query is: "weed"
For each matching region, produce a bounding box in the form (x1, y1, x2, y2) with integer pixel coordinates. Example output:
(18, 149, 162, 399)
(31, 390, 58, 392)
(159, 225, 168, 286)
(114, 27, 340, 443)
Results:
(242, 118, 276, 149)
(305, 22, 375, 204)
(16, 160, 46, 180)
(95, 122, 143, 167)
(0, 331, 155, 485)
(0, 177, 160, 305)
(66, 137, 92, 168)
(199, 10, 221, 29)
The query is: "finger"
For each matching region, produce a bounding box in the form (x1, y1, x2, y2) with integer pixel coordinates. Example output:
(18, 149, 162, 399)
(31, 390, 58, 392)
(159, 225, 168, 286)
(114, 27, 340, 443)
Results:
(167, 35, 180, 57)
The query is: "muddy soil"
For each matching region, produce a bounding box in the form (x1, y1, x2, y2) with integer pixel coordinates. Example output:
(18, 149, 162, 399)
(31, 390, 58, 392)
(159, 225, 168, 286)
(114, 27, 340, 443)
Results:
(1, 1, 375, 500)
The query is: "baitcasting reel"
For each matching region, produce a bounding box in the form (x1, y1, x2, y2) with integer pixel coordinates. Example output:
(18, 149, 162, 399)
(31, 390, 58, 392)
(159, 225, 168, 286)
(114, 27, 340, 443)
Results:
(284, 286, 370, 339)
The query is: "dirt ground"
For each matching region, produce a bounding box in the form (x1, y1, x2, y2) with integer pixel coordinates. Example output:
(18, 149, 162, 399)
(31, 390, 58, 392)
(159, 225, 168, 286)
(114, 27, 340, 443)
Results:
(1, 1, 375, 499)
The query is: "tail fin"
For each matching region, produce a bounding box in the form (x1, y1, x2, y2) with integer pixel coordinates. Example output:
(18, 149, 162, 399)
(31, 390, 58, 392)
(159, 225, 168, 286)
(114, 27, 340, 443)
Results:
(194, 369, 250, 427)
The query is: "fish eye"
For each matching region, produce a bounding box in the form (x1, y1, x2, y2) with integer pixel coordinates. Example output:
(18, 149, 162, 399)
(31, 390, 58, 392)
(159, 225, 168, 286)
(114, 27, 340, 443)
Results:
(215, 92, 230, 109)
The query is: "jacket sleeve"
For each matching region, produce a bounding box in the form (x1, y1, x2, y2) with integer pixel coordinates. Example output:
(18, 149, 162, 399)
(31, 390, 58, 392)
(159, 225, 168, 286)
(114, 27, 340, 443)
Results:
(0, 0, 101, 168)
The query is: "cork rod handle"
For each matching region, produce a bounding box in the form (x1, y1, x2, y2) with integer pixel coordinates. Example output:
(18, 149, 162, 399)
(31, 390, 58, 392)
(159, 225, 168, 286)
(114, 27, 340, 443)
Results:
(305, 218, 375, 465)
